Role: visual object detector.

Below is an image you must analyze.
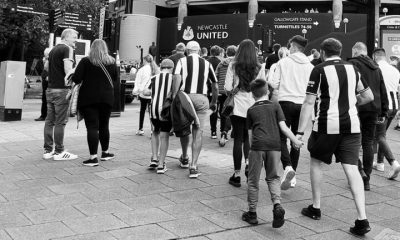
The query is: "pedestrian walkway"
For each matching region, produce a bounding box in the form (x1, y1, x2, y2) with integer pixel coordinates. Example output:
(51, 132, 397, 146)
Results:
(0, 99, 400, 240)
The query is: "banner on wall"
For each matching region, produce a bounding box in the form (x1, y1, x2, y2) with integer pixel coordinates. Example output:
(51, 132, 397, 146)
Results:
(178, 14, 248, 48)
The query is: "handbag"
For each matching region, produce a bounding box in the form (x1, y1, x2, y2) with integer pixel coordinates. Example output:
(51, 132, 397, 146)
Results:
(221, 87, 240, 117)
(68, 82, 81, 117)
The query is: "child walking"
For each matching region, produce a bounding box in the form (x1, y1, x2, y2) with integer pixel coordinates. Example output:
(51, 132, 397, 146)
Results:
(242, 79, 303, 228)
(148, 59, 174, 173)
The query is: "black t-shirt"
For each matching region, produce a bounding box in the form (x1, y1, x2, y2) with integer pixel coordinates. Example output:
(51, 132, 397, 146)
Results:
(266, 53, 279, 70)
(48, 43, 75, 89)
(247, 100, 286, 151)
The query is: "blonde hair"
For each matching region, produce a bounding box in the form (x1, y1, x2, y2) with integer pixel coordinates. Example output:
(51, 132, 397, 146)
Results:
(88, 39, 115, 66)
(143, 54, 159, 75)
(61, 29, 78, 40)
(278, 47, 290, 59)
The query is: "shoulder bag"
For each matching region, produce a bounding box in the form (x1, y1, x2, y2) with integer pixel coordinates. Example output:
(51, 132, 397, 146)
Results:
(221, 76, 240, 118)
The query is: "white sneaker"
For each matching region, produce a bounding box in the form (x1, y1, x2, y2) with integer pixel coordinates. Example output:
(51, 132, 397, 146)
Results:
(43, 150, 55, 160)
(136, 129, 144, 136)
(53, 151, 78, 161)
(388, 160, 400, 180)
(290, 176, 297, 188)
(281, 166, 295, 190)
(373, 162, 385, 172)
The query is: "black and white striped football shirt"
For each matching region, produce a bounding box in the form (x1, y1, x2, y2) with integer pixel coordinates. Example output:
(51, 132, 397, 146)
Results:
(149, 72, 173, 120)
(306, 57, 370, 134)
(174, 53, 218, 95)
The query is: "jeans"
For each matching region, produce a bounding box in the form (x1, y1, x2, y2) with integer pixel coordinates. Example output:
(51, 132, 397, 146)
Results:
(279, 101, 301, 170)
(40, 79, 48, 118)
(80, 103, 112, 155)
(139, 97, 151, 130)
(247, 150, 281, 212)
(230, 115, 250, 171)
(44, 89, 69, 153)
(358, 112, 378, 178)
(209, 94, 231, 133)
(376, 110, 395, 165)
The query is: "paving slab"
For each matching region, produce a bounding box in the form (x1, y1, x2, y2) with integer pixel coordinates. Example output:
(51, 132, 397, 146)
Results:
(36, 193, 92, 209)
(302, 229, 361, 240)
(73, 200, 132, 216)
(119, 194, 175, 210)
(207, 228, 268, 240)
(23, 206, 86, 224)
(62, 214, 128, 234)
(5, 222, 75, 240)
(161, 201, 216, 218)
(109, 224, 177, 240)
(114, 207, 175, 226)
(159, 217, 223, 238)
(161, 189, 215, 203)
(54, 232, 117, 240)
(252, 220, 315, 240)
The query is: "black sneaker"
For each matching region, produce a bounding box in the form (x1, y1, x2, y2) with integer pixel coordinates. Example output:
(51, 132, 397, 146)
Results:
(229, 174, 241, 187)
(363, 179, 370, 191)
(272, 204, 285, 228)
(242, 211, 258, 225)
(149, 158, 159, 169)
(350, 219, 371, 236)
(100, 152, 115, 161)
(394, 126, 400, 131)
(179, 155, 189, 168)
(301, 204, 321, 220)
(189, 167, 201, 178)
(211, 131, 217, 139)
(83, 158, 99, 167)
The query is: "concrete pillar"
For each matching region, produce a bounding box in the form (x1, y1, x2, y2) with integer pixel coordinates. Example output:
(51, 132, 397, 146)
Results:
(332, 0, 343, 28)
(177, 0, 188, 30)
(248, 0, 258, 28)
(374, 0, 380, 47)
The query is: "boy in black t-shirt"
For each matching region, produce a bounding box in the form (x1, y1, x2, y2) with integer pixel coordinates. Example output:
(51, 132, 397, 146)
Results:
(242, 79, 303, 228)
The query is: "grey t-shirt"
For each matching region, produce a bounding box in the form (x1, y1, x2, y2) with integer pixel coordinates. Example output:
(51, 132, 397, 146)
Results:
(247, 100, 286, 151)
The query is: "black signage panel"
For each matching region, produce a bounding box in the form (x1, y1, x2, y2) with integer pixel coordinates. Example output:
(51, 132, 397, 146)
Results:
(254, 13, 367, 59)
(11, 4, 48, 16)
(58, 12, 93, 31)
(177, 14, 248, 48)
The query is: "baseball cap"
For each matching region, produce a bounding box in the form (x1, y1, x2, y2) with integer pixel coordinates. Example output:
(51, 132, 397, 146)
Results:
(160, 59, 174, 69)
(186, 41, 200, 51)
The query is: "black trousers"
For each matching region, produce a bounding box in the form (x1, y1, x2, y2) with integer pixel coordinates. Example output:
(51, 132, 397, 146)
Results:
(40, 79, 48, 118)
(81, 103, 112, 155)
(230, 115, 250, 171)
(139, 97, 151, 130)
(209, 94, 231, 133)
(358, 112, 378, 179)
(279, 101, 301, 171)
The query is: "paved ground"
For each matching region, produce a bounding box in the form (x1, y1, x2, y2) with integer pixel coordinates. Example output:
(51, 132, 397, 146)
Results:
(0, 99, 400, 240)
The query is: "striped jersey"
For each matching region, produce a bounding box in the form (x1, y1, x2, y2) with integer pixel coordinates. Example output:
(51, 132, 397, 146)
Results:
(174, 53, 218, 95)
(377, 60, 400, 111)
(306, 58, 370, 134)
(149, 72, 173, 120)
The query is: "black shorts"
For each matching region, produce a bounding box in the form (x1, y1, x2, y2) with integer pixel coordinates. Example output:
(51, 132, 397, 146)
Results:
(151, 119, 172, 133)
(307, 131, 361, 165)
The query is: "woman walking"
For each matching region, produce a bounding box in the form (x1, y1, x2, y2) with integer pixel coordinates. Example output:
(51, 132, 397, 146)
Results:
(133, 55, 160, 135)
(72, 39, 117, 166)
(225, 39, 266, 187)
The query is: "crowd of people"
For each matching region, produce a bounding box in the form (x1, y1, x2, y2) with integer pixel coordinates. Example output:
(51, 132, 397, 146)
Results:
(40, 28, 400, 236)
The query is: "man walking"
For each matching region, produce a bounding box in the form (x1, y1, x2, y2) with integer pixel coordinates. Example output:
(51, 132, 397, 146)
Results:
(207, 45, 221, 139)
(296, 38, 373, 236)
(271, 35, 314, 190)
(372, 48, 400, 178)
(168, 43, 186, 67)
(43, 29, 78, 161)
(172, 41, 218, 178)
(349, 42, 388, 190)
